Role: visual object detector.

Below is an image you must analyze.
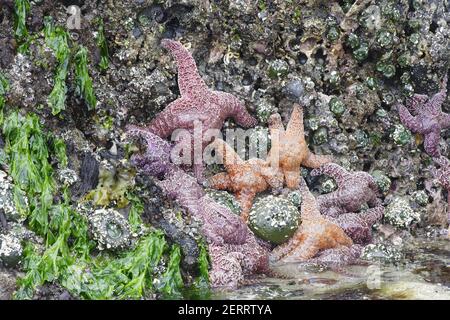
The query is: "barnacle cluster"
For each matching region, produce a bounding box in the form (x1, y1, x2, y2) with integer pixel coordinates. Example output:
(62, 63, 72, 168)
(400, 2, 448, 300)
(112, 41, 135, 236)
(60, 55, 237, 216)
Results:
(0, 170, 27, 223)
(384, 197, 421, 229)
(361, 242, 403, 263)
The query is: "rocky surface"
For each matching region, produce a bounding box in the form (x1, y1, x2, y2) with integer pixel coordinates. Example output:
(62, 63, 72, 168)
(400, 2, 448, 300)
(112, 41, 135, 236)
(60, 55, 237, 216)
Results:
(0, 0, 448, 299)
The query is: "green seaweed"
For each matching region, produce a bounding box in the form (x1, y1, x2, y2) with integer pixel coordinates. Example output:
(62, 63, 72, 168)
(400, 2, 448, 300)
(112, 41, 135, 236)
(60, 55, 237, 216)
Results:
(60, 231, 167, 300)
(0, 73, 9, 125)
(158, 245, 184, 298)
(3, 110, 203, 299)
(2, 112, 55, 235)
(44, 17, 71, 115)
(50, 137, 69, 168)
(13, 0, 30, 51)
(96, 19, 109, 71)
(74, 46, 97, 110)
(126, 191, 145, 233)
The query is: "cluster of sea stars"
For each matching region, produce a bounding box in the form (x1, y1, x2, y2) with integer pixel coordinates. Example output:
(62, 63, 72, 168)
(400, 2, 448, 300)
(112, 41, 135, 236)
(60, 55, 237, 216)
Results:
(145, 39, 257, 181)
(127, 127, 269, 289)
(127, 39, 387, 287)
(208, 104, 333, 221)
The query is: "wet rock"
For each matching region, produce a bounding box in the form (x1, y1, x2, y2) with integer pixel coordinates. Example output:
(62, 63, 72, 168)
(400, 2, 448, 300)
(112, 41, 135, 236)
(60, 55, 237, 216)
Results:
(0, 233, 22, 267)
(361, 242, 403, 264)
(136, 174, 200, 274)
(0, 266, 18, 300)
(0, 170, 27, 223)
(70, 152, 99, 198)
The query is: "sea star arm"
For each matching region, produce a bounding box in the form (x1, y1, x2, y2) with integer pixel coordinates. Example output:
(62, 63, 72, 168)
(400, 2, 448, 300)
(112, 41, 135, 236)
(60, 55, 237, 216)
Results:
(216, 92, 257, 128)
(258, 163, 284, 190)
(211, 138, 243, 171)
(208, 245, 244, 288)
(427, 75, 448, 113)
(407, 94, 429, 113)
(424, 129, 441, 157)
(161, 39, 208, 97)
(208, 172, 232, 190)
(426, 92, 447, 114)
(360, 205, 384, 226)
(270, 232, 304, 261)
(303, 151, 333, 169)
(286, 104, 304, 136)
(310, 163, 350, 186)
(281, 236, 322, 262)
(364, 174, 382, 198)
(148, 98, 198, 138)
(298, 177, 322, 219)
(235, 189, 256, 222)
(127, 124, 171, 155)
(232, 104, 258, 127)
(397, 105, 423, 133)
(442, 113, 450, 128)
(284, 170, 301, 189)
(202, 224, 226, 245)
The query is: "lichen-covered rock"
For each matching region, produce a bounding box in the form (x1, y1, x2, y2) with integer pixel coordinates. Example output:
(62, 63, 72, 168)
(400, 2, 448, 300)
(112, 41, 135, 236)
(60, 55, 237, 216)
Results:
(412, 190, 429, 207)
(0, 170, 27, 223)
(0, 233, 23, 267)
(248, 195, 300, 244)
(361, 243, 403, 264)
(384, 197, 421, 229)
(89, 208, 132, 250)
(57, 168, 78, 187)
(371, 170, 392, 194)
(205, 189, 241, 216)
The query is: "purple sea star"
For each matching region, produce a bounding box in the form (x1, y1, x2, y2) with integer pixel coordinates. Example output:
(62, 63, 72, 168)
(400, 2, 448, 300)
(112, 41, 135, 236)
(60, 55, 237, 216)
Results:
(308, 244, 363, 269)
(310, 163, 383, 243)
(325, 206, 384, 244)
(127, 127, 269, 288)
(397, 75, 449, 157)
(144, 39, 257, 181)
(311, 163, 382, 217)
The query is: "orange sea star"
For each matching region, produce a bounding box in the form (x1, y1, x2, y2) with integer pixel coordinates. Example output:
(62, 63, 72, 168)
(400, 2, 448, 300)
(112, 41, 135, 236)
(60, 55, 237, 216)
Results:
(270, 178, 353, 263)
(208, 138, 283, 222)
(267, 104, 332, 189)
